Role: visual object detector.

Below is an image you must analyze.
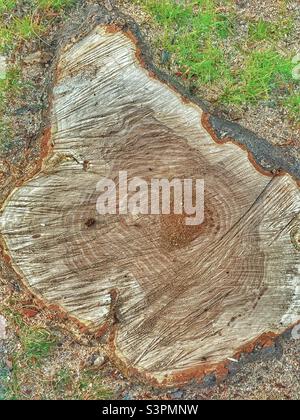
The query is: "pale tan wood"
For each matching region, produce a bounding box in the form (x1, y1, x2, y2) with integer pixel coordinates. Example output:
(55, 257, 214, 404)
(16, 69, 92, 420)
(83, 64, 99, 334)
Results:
(0, 27, 299, 383)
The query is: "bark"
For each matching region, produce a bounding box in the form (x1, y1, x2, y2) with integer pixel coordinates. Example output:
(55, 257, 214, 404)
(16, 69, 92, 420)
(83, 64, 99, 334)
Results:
(0, 26, 299, 384)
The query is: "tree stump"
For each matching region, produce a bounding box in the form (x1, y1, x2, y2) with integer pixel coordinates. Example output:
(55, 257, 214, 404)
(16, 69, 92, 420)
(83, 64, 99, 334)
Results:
(0, 26, 299, 385)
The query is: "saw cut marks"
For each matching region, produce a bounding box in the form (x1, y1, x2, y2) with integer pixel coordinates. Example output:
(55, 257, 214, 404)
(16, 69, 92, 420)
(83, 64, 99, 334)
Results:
(0, 26, 299, 384)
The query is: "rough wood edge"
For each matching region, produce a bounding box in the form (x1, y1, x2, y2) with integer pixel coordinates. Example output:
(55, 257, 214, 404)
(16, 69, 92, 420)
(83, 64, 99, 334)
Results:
(0, 12, 299, 386)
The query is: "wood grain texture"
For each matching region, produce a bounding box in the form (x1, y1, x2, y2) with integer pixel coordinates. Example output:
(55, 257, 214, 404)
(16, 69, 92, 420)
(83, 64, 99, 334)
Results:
(0, 26, 299, 384)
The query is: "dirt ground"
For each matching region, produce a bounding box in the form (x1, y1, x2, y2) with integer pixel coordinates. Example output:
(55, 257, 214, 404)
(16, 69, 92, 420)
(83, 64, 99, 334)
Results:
(0, 1, 299, 400)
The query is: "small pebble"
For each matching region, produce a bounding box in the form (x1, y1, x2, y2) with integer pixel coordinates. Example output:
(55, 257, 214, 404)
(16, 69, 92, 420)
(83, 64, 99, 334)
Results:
(93, 354, 106, 367)
(104, 0, 114, 12)
(0, 315, 7, 340)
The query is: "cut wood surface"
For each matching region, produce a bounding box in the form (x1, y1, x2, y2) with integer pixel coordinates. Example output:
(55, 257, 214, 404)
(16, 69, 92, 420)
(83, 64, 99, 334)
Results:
(0, 26, 299, 384)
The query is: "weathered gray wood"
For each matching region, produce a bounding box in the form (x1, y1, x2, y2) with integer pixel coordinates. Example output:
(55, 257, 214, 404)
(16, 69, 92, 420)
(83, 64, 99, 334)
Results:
(0, 26, 299, 384)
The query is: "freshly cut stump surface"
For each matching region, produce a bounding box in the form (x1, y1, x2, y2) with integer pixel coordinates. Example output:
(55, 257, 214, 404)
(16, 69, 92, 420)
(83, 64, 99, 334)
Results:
(1, 26, 299, 384)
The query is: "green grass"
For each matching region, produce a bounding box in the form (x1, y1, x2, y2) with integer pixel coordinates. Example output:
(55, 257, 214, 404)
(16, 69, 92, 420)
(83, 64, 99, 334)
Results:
(0, 0, 16, 13)
(0, 22, 39, 53)
(141, 0, 193, 26)
(0, 67, 22, 104)
(0, 0, 75, 52)
(248, 18, 294, 42)
(20, 327, 57, 362)
(1, 306, 113, 400)
(13, 16, 42, 40)
(140, 0, 234, 84)
(0, 0, 78, 153)
(36, 0, 76, 11)
(54, 368, 73, 394)
(53, 368, 113, 400)
(0, 0, 75, 13)
(137, 0, 299, 122)
(2, 307, 57, 363)
(0, 68, 22, 152)
(0, 364, 11, 400)
(0, 27, 14, 52)
(248, 19, 272, 42)
(224, 50, 295, 104)
(0, 306, 58, 399)
(285, 93, 300, 123)
(0, 16, 43, 53)
(76, 371, 113, 400)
